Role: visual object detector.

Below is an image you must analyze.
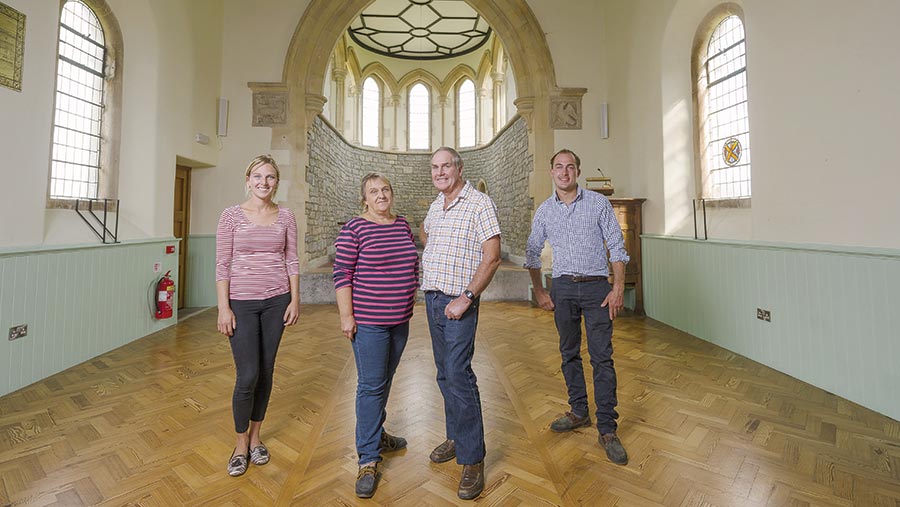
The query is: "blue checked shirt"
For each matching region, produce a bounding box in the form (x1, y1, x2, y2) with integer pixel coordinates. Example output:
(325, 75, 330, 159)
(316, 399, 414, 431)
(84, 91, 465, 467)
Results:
(524, 187, 629, 277)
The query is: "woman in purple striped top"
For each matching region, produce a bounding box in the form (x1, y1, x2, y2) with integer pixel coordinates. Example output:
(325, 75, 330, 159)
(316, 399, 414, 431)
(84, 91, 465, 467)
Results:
(333, 173, 419, 498)
(216, 155, 300, 477)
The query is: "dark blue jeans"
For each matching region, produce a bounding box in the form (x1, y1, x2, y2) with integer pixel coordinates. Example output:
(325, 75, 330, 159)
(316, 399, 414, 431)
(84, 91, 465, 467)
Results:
(351, 322, 409, 465)
(228, 292, 290, 433)
(551, 278, 619, 434)
(425, 291, 485, 465)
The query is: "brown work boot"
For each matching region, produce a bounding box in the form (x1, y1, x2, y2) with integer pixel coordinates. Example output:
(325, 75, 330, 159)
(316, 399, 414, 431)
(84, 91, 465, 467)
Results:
(429, 439, 456, 463)
(599, 433, 628, 465)
(380, 430, 407, 453)
(355, 463, 380, 498)
(457, 461, 484, 500)
(550, 411, 591, 432)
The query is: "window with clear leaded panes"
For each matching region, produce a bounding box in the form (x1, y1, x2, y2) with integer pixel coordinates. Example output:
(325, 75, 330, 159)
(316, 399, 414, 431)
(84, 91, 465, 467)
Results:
(408, 83, 430, 150)
(458, 79, 476, 148)
(699, 14, 752, 199)
(362, 77, 380, 147)
(50, 0, 106, 199)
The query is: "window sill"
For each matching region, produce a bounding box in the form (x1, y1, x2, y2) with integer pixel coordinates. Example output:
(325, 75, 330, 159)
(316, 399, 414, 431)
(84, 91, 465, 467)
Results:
(699, 197, 751, 209)
(47, 197, 119, 212)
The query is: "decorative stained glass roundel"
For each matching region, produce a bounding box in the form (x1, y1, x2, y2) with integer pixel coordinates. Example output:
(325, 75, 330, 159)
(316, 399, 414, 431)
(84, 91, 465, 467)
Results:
(722, 137, 742, 166)
(348, 0, 492, 60)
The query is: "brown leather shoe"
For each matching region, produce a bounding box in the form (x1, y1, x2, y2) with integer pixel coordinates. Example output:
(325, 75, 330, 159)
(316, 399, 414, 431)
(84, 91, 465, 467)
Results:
(429, 439, 456, 463)
(550, 412, 591, 432)
(457, 461, 484, 500)
(599, 433, 628, 465)
(380, 430, 407, 452)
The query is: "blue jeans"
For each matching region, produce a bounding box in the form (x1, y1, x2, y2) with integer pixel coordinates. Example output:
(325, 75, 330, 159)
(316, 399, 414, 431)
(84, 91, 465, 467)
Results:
(551, 278, 619, 434)
(425, 291, 485, 465)
(351, 322, 409, 465)
(228, 292, 291, 433)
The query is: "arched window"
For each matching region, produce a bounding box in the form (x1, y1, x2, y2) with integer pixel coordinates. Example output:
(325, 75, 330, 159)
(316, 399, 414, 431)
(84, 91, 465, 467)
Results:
(697, 14, 752, 199)
(408, 83, 430, 150)
(50, 0, 107, 199)
(361, 77, 380, 147)
(458, 79, 476, 148)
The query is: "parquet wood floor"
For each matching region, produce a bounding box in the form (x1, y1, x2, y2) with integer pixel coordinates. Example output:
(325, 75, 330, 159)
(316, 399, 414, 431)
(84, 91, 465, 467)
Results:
(2, 302, 899, 506)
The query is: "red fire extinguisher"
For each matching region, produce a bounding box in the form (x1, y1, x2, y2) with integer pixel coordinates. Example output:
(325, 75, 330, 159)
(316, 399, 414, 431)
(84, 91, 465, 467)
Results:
(155, 271, 175, 319)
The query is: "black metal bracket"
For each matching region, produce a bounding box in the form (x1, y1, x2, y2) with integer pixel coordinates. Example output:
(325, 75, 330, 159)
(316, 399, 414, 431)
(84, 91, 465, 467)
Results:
(75, 198, 120, 244)
(692, 198, 708, 240)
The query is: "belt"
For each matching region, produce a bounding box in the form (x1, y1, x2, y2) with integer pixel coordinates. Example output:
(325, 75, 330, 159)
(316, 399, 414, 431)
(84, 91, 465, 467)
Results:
(557, 275, 607, 283)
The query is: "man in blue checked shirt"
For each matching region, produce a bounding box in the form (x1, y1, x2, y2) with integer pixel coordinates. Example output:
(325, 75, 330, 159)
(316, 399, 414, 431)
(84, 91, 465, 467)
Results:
(525, 148, 630, 466)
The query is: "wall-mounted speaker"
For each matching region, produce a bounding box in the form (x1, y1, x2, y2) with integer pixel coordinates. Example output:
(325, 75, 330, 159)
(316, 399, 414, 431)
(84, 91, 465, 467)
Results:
(600, 102, 609, 139)
(217, 98, 229, 137)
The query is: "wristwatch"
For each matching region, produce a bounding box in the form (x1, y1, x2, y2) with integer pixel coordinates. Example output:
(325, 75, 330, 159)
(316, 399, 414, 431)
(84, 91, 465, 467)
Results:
(463, 289, 476, 301)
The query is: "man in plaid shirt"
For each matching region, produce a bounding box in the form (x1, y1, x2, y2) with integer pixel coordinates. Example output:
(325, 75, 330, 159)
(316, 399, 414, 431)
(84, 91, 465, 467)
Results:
(525, 148, 630, 466)
(421, 146, 501, 500)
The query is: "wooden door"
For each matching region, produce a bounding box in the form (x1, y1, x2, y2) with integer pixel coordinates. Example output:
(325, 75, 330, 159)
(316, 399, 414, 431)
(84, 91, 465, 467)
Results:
(174, 165, 192, 309)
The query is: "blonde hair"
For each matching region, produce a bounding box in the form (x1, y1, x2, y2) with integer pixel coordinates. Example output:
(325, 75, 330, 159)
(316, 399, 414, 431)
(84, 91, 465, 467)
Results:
(244, 154, 280, 196)
(359, 173, 393, 209)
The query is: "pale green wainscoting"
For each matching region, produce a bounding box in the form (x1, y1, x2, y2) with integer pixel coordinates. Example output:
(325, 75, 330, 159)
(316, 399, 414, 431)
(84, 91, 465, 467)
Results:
(185, 234, 217, 308)
(0, 239, 180, 397)
(642, 235, 900, 422)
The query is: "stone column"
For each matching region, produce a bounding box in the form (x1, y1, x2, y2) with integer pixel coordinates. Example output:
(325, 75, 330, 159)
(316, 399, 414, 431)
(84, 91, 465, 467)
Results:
(477, 88, 489, 146)
(390, 94, 401, 150)
(348, 84, 359, 143)
(332, 68, 347, 135)
(492, 70, 505, 132)
(438, 94, 448, 147)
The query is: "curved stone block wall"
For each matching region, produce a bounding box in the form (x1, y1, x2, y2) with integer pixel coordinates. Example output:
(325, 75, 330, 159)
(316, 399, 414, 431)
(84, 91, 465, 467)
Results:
(306, 116, 532, 263)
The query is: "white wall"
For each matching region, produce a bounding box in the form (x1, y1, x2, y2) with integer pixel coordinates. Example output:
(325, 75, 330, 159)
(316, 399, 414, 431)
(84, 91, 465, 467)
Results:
(655, 0, 900, 248)
(526, 0, 637, 200)
(0, 0, 59, 248)
(1, 0, 224, 249)
(189, 0, 310, 236)
(745, 0, 900, 248)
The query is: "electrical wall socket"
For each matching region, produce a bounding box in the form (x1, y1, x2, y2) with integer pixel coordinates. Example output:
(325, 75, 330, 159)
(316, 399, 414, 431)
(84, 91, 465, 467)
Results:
(8, 324, 27, 340)
(756, 308, 771, 322)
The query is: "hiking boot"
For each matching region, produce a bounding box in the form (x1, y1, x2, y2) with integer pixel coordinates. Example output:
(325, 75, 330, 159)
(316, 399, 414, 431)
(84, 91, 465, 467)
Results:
(550, 412, 591, 432)
(355, 463, 380, 498)
(599, 433, 628, 465)
(380, 430, 407, 453)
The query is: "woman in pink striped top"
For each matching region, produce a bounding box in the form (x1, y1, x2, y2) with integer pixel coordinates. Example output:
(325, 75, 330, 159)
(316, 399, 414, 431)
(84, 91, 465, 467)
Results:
(216, 155, 300, 477)
(333, 173, 419, 498)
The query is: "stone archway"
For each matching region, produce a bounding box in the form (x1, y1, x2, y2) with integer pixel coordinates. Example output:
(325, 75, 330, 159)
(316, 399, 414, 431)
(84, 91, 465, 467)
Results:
(258, 0, 564, 267)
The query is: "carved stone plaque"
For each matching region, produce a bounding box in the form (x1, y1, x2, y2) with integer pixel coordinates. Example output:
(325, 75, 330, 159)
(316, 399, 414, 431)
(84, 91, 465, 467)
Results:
(252, 91, 288, 127)
(550, 96, 582, 130)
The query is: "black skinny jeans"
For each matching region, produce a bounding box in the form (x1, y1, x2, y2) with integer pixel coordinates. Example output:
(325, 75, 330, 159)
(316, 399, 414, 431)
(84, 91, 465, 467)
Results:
(228, 292, 290, 433)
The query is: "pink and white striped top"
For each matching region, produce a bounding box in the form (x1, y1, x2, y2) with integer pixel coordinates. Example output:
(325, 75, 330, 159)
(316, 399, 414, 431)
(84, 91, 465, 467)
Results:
(215, 205, 300, 301)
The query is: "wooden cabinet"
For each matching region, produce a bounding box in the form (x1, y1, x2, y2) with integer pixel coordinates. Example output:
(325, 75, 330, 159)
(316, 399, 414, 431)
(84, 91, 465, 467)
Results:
(608, 198, 645, 315)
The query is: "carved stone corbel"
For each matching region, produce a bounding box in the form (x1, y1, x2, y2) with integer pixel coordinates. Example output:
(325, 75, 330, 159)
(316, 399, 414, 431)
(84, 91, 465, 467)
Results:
(549, 88, 587, 130)
(248, 82, 289, 127)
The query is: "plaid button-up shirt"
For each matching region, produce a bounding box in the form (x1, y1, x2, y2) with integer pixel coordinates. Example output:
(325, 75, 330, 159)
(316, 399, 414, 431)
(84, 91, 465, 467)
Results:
(421, 181, 501, 296)
(524, 186, 629, 277)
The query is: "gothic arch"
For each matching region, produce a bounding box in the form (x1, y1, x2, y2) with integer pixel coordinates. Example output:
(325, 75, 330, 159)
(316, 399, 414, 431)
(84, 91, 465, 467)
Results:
(51, 0, 124, 204)
(345, 46, 362, 86)
(441, 64, 477, 97)
(474, 50, 493, 91)
(360, 62, 400, 97)
(274, 0, 559, 266)
(398, 69, 443, 96)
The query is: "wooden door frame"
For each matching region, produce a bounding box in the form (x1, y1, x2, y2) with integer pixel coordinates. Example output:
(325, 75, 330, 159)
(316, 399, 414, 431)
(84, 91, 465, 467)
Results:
(174, 165, 192, 310)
